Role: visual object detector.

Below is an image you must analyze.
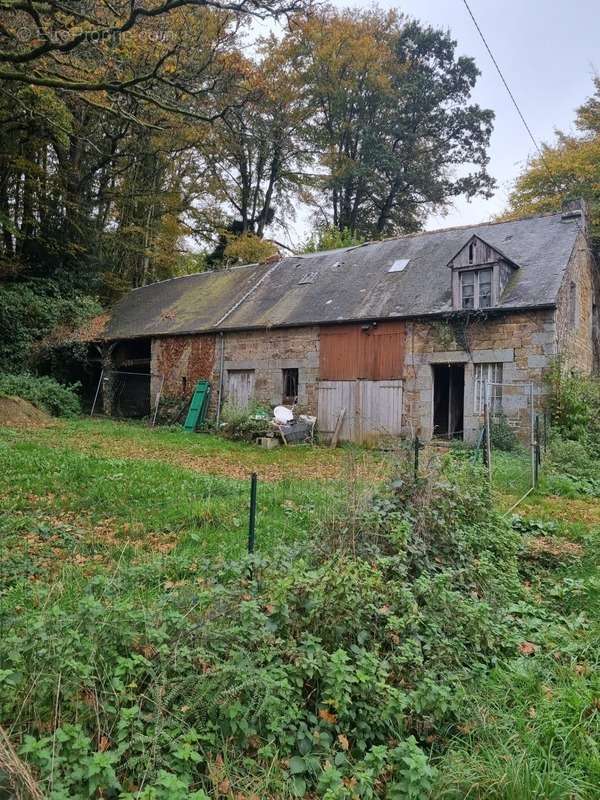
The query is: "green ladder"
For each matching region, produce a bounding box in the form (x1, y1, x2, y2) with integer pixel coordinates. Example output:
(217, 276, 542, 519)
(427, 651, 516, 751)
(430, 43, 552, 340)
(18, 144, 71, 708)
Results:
(183, 380, 211, 432)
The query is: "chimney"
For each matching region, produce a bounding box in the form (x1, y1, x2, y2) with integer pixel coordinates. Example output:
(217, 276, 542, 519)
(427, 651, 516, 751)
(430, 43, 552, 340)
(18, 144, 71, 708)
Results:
(561, 198, 588, 231)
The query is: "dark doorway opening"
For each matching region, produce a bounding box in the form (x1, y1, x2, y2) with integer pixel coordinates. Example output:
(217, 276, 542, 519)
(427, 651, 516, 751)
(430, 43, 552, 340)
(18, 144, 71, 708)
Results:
(433, 364, 465, 439)
(108, 339, 152, 418)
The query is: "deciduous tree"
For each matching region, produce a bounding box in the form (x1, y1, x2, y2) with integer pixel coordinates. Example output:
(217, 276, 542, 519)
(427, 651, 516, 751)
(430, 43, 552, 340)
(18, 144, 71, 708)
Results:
(503, 77, 600, 252)
(283, 8, 495, 237)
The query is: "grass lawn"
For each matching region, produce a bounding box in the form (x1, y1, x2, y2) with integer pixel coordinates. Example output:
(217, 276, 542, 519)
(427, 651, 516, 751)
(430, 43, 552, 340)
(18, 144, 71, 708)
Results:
(435, 470, 600, 799)
(0, 417, 598, 798)
(12, 417, 384, 480)
(0, 419, 385, 578)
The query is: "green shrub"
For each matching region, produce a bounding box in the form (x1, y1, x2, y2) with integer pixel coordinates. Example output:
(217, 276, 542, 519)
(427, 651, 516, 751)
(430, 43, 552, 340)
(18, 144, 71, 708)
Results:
(219, 401, 272, 441)
(490, 412, 520, 452)
(548, 436, 597, 479)
(0, 372, 81, 417)
(0, 459, 524, 798)
(546, 358, 600, 445)
(540, 435, 600, 497)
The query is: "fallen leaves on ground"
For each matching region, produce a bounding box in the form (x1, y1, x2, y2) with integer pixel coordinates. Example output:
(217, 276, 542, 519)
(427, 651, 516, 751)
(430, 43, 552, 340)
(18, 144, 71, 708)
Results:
(23, 424, 389, 482)
(518, 641, 539, 656)
(521, 495, 600, 526)
(526, 535, 583, 560)
(8, 502, 177, 575)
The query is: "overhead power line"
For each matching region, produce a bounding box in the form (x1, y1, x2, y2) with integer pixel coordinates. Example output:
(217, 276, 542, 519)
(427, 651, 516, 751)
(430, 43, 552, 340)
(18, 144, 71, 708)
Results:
(460, 0, 597, 267)
(460, 0, 545, 163)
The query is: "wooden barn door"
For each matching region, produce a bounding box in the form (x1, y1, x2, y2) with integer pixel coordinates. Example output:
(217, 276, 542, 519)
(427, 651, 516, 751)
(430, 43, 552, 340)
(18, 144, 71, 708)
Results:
(227, 369, 255, 409)
(317, 381, 356, 441)
(317, 380, 403, 443)
(358, 380, 403, 440)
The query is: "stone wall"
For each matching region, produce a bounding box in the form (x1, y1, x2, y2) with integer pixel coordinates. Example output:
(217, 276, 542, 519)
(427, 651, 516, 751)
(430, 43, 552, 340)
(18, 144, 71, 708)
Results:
(211, 327, 320, 413)
(145, 262, 596, 439)
(555, 232, 594, 373)
(401, 310, 556, 442)
(150, 334, 216, 405)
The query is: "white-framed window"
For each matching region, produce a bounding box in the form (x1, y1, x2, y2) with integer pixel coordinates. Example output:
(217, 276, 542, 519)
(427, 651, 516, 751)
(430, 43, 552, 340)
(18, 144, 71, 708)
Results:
(474, 362, 503, 414)
(460, 268, 493, 310)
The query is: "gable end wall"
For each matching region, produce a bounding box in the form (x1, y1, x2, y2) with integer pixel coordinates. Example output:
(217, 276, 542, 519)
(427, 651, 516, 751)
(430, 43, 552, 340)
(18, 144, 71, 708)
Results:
(555, 232, 595, 373)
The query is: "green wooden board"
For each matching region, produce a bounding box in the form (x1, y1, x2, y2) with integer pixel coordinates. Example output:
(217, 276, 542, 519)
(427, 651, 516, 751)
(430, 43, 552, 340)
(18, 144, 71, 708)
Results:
(183, 380, 211, 432)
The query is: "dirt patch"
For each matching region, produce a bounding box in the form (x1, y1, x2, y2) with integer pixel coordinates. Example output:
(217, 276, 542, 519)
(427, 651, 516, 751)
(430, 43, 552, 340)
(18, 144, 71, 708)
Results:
(0, 396, 54, 428)
(526, 536, 584, 561)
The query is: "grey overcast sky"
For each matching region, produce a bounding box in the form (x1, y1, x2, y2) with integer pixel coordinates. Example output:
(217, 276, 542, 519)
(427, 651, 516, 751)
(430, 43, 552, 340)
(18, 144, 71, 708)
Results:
(280, 0, 599, 245)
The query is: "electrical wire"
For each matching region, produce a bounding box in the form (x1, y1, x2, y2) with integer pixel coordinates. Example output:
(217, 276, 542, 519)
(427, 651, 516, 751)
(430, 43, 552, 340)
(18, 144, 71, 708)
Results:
(460, 0, 598, 267)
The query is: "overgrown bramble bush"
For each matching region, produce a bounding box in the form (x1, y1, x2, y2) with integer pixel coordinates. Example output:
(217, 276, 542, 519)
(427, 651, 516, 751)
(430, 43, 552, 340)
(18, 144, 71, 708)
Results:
(0, 372, 81, 416)
(0, 460, 523, 798)
(546, 357, 600, 445)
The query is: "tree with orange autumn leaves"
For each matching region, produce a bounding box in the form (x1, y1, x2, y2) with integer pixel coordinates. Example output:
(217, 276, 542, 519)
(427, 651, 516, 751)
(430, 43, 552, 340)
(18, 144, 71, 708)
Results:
(0, 2, 497, 376)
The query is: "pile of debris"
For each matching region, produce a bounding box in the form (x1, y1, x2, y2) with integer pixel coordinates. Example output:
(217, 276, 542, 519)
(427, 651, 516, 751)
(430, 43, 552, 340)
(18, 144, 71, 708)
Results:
(257, 406, 317, 448)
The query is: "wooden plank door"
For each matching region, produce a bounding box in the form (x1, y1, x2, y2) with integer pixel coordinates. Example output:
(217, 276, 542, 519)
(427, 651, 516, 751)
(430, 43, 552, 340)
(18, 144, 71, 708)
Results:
(358, 380, 403, 440)
(317, 381, 356, 441)
(318, 379, 403, 443)
(227, 369, 255, 409)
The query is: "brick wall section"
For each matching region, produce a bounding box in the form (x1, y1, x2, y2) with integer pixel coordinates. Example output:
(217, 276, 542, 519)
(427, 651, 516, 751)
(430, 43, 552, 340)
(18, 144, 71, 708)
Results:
(211, 327, 320, 414)
(151, 334, 216, 400)
(555, 233, 594, 373)
(402, 310, 556, 441)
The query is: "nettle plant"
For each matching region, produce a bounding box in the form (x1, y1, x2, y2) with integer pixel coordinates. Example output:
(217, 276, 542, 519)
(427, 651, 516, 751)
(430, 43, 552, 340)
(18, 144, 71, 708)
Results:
(0, 460, 523, 799)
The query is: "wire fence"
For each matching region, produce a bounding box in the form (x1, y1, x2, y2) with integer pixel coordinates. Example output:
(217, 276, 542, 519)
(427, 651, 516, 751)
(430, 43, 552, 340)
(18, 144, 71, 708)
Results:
(470, 380, 548, 510)
(90, 369, 164, 425)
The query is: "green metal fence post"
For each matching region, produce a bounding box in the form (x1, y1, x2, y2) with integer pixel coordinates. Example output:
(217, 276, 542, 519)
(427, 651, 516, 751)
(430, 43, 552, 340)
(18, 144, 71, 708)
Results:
(534, 415, 541, 486)
(248, 472, 257, 555)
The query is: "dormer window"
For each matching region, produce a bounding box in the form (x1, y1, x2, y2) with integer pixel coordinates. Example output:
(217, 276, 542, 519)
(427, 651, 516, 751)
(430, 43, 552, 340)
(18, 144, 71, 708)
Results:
(460, 268, 492, 309)
(448, 234, 520, 312)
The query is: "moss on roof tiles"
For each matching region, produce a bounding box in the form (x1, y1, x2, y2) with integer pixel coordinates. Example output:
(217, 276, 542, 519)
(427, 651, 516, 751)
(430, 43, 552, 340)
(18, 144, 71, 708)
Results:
(104, 264, 266, 340)
(104, 212, 582, 340)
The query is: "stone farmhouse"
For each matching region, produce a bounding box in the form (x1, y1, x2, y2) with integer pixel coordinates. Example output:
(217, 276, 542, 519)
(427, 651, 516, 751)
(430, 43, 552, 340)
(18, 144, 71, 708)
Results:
(90, 204, 597, 443)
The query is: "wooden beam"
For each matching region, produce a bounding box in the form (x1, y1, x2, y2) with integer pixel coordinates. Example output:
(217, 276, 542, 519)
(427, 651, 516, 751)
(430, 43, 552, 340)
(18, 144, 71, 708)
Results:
(330, 408, 346, 449)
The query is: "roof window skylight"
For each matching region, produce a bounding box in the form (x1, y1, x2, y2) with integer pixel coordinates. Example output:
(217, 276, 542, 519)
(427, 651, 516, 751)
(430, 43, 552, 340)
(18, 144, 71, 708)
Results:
(388, 259, 410, 273)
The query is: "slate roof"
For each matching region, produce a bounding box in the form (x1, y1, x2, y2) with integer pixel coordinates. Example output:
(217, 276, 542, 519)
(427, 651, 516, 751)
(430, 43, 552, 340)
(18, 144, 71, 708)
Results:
(103, 211, 581, 340)
(104, 262, 268, 340)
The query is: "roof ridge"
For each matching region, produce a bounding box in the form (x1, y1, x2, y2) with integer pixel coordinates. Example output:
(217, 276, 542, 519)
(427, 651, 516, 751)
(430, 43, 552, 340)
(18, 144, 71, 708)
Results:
(128, 261, 262, 292)
(354, 209, 565, 247)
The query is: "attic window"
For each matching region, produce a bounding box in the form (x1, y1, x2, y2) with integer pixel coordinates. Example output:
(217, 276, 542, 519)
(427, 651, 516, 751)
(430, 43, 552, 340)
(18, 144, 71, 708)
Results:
(468, 241, 475, 264)
(388, 259, 410, 273)
(298, 271, 317, 285)
(460, 269, 492, 310)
